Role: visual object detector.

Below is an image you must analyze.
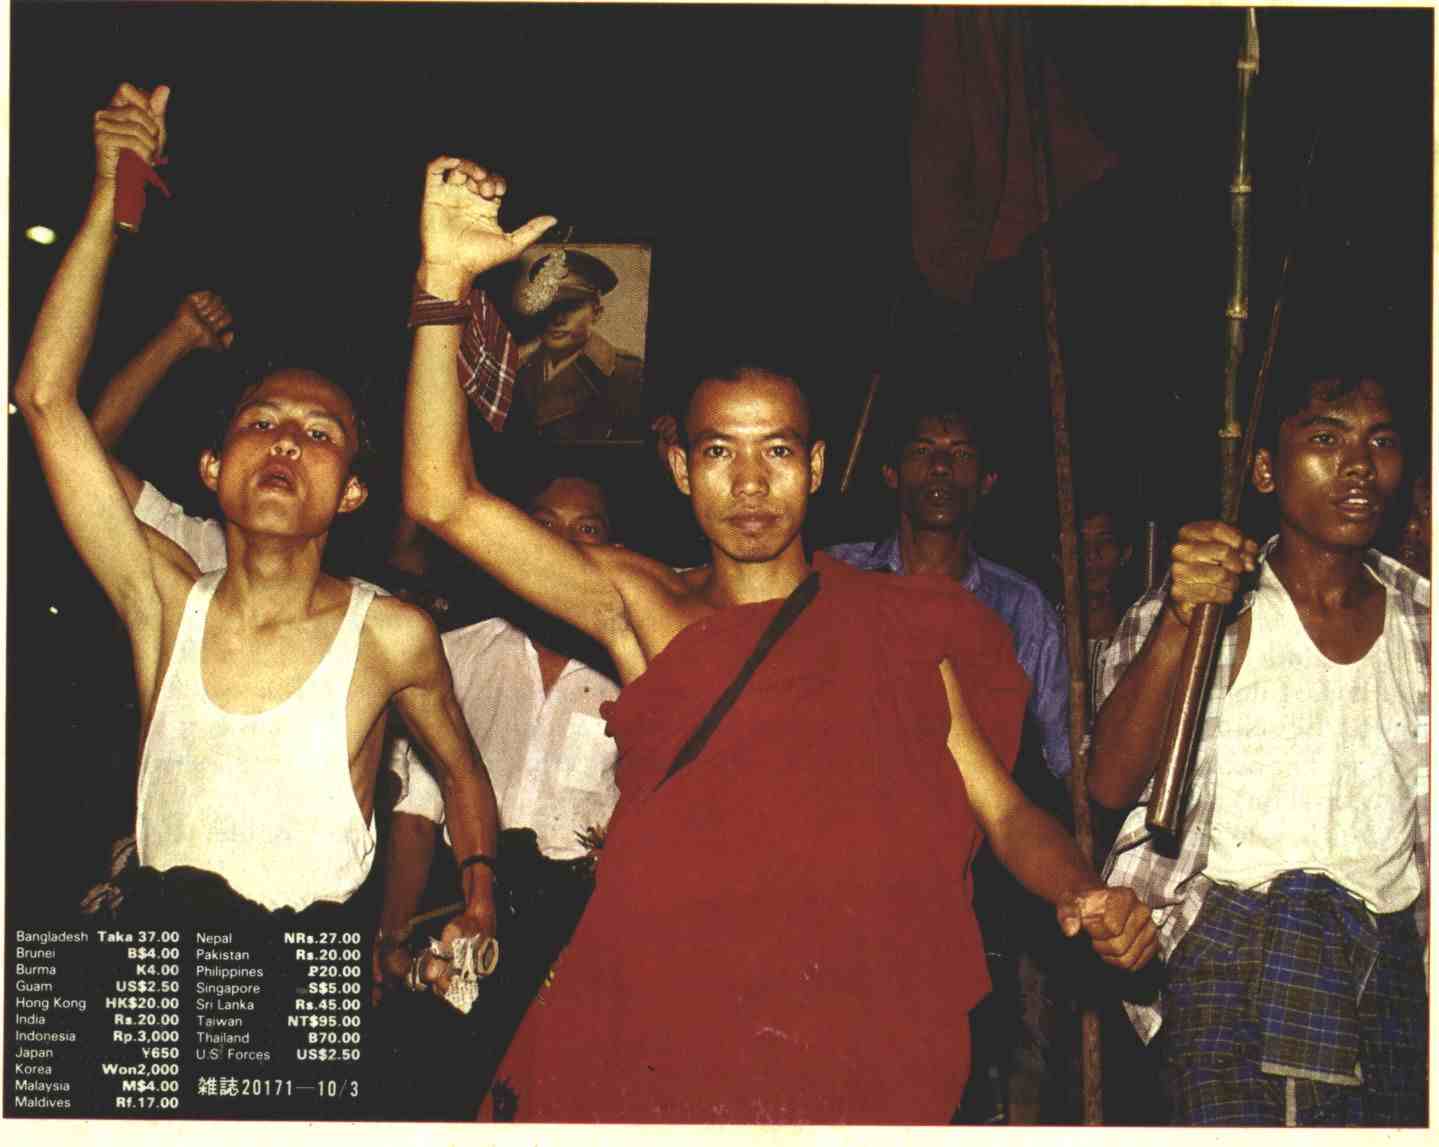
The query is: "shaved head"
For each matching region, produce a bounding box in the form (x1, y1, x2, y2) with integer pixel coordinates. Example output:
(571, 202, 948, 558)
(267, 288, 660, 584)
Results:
(683, 366, 811, 448)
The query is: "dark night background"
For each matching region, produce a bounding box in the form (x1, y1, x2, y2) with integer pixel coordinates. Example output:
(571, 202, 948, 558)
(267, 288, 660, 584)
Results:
(7, 6, 1432, 914)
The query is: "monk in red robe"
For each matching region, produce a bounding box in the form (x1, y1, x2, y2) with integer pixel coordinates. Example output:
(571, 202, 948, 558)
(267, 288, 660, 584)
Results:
(402, 155, 1158, 1124)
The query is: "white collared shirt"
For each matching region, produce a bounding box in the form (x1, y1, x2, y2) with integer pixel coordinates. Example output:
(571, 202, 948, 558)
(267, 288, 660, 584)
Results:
(392, 618, 620, 860)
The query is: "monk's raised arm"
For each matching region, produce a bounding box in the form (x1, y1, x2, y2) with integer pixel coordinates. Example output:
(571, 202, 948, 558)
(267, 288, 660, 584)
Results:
(401, 157, 637, 648)
(15, 83, 187, 628)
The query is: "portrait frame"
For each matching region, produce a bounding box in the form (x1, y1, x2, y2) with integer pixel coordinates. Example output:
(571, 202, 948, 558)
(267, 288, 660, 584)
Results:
(498, 240, 655, 446)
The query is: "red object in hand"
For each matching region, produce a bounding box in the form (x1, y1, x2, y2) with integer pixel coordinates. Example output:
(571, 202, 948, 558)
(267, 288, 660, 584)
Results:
(114, 149, 171, 233)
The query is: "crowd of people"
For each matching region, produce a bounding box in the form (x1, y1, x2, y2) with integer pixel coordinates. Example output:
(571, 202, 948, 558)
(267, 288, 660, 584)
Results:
(15, 82, 1427, 1127)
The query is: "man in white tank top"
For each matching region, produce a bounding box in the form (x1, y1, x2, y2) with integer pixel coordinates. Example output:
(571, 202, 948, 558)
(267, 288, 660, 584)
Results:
(77, 291, 444, 935)
(1090, 367, 1428, 1126)
(15, 84, 501, 959)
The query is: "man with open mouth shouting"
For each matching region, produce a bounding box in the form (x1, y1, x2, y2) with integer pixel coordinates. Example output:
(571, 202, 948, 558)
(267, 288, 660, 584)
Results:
(14, 84, 501, 979)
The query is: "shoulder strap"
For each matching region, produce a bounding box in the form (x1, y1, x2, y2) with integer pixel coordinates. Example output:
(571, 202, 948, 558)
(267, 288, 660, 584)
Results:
(655, 571, 821, 791)
(156, 572, 222, 698)
(327, 579, 378, 670)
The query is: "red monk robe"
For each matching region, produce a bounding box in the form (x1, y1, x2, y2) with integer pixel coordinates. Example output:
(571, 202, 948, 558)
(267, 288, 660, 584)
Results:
(484, 553, 1030, 1124)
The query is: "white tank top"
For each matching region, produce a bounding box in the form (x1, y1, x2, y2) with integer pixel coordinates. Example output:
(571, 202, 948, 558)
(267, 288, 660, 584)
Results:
(136, 571, 378, 911)
(1208, 563, 1424, 913)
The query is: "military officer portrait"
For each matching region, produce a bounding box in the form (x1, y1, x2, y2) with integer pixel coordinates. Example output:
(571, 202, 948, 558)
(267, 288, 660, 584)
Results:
(511, 245, 649, 443)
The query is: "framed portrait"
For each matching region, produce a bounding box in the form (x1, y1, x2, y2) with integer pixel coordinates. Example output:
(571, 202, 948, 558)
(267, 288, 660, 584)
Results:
(501, 241, 654, 445)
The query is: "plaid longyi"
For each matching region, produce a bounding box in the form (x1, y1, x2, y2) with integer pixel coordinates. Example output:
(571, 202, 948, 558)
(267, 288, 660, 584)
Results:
(1164, 872, 1426, 1126)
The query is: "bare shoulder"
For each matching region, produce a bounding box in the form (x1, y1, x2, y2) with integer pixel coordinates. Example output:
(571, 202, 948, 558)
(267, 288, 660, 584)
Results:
(356, 591, 454, 703)
(595, 546, 715, 615)
(678, 565, 714, 593)
(588, 543, 691, 594)
(587, 545, 708, 674)
(361, 592, 443, 667)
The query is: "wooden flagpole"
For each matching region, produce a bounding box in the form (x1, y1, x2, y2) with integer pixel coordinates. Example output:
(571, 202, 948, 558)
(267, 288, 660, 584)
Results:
(1021, 13, 1103, 1125)
(839, 298, 903, 496)
(839, 369, 884, 495)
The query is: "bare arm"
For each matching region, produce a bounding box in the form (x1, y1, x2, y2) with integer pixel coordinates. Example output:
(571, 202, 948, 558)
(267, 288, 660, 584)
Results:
(1088, 521, 1258, 809)
(378, 812, 438, 940)
(940, 659, 1157, 970)
(388, 513, 429, 578)
(92, 290, 235, 504)
(380, 600, 500, 945)
(372, 810, 438, 1002)
(402, 157, 635, 647)
(14, 83, 183, 625)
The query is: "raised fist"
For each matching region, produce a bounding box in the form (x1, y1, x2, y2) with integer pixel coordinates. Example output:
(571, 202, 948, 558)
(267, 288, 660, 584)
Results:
(172, 291, 236, 353)
(93, 82, 169, 183)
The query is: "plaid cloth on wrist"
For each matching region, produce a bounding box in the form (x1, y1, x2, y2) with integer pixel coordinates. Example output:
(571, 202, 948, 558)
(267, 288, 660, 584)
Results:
(410, 283, 520, 432)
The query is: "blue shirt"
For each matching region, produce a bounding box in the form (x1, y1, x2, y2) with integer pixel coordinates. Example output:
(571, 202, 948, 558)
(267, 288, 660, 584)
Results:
(825, 533, 1072, 778)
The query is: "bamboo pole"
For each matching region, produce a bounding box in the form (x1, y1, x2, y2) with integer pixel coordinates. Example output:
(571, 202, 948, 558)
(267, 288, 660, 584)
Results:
(402, 899, 465, 942)
(838, 298, 902, 496)
(1237, 132, 1319, 502)
(1218, 11, 1261, 522)
(839, 369, 884, 495)
(1147, 124, 1317, 844)
(1142, 521, 1163, 594)
(1147, 9, 1260, 837)
(1021, 14, 1102, 1126)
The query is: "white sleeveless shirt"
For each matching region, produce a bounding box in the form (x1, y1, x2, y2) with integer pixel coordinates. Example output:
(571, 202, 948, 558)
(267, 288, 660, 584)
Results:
(1207, 563, 1425, 913)
(136, 571, 378, 911)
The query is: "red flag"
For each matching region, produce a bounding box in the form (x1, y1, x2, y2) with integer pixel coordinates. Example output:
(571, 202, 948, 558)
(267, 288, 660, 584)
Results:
(114, 149, 171, 234)
(911, 10, 1114, 304)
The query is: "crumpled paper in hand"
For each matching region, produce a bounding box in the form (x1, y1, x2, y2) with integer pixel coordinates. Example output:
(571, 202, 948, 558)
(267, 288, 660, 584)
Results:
(429, 934, 500, 1015)
(79, 834, 139, 916)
